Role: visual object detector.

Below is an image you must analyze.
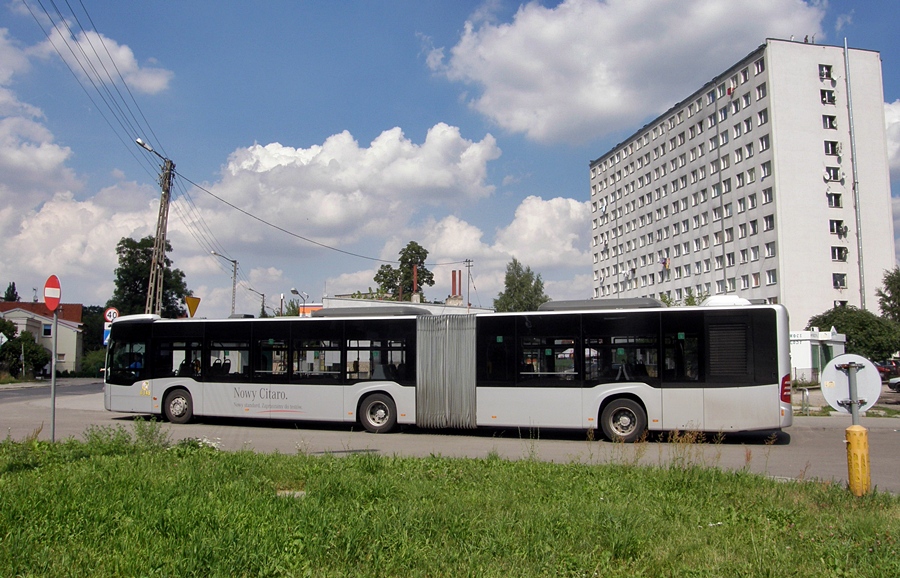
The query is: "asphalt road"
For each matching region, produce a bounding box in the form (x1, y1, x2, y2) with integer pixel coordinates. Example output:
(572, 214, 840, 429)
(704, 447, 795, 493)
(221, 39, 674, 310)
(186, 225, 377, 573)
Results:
(2, 379, 899, 493)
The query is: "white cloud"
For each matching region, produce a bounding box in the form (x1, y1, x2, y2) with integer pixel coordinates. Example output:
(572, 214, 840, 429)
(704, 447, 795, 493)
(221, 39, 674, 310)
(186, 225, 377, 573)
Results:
(338, 197, 593, 306)
(885, 100, 900, 181)
(213, 124, 501, 248)
(31, 28, 172, 94)
(494, 196, 591, 269)
(432, 0, 825, 143)
(0, 185, 157, 305)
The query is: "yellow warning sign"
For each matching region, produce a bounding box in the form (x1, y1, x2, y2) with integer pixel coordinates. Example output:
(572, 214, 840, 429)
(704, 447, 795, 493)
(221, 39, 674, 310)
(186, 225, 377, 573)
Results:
(185, 296, 201, 317)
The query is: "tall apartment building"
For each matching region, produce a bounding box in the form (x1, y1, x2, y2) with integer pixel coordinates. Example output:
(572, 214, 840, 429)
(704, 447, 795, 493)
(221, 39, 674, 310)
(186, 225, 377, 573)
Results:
(589, 38, 894, 329)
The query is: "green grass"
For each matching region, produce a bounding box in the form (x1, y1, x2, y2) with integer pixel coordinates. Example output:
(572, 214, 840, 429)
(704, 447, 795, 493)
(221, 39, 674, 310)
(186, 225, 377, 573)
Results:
(0, 421, 898, 577)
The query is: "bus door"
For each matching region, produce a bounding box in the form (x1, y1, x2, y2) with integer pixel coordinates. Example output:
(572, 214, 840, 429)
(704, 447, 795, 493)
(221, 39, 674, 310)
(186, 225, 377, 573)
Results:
(661, 311, 704, 431)
(105, 335, 152, 413)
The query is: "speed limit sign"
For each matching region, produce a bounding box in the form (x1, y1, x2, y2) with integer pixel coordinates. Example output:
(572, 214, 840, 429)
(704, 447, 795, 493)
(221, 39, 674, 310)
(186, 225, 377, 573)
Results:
(104, 307, 120, 323)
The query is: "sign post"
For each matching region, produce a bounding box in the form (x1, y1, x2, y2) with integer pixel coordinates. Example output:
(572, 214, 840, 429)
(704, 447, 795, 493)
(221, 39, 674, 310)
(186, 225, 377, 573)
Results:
(44, 275, 61, 443)
(821, 354, 881, 496)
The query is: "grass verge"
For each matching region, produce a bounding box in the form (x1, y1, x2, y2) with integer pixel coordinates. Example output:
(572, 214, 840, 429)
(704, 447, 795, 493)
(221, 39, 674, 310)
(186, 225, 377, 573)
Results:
(0, 420, 898, 577)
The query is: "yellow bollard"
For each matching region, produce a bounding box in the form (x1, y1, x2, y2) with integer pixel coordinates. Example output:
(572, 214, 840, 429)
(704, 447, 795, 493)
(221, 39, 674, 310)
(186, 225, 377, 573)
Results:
(845, 424, 870, 496)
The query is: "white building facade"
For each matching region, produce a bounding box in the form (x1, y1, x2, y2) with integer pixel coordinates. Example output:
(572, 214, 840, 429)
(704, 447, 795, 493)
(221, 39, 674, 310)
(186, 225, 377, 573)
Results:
(589, 39, 894, 330)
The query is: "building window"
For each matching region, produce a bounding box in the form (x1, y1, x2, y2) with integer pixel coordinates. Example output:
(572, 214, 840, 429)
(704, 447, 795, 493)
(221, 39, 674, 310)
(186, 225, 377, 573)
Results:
(738, 198, 746, 213)
(831, 246, 848, 262)
(756, 83, 767, 100)
(765, 242, 776, 257)
(741, 275, 750, 289)
(825, 140, 840, 155)
(750, 220, 758, 235)
(819, 64, 833, 79)
(763, 215, 774, 231)
(762, 188, 773, 204)
(821, 89, 836, 105)
(744, 118, 753, 134)
(726, 252, 735, 267)
(43, 324, 52, 337)
(767, 270, 777, 285)
(833, 273, 847, 289)
(748, 193, 757, 209)
(823, 115, 837, 129)
(759, 134, 770, 151)
(751, 246, 759, 261)
(757, 109, 769, 126)
(827, 192, 842, 208)
(825, 166, 841, 182)
(754, 58, 765, 74)
(830, 219, 846, 236)
(739, 223, 747, 238)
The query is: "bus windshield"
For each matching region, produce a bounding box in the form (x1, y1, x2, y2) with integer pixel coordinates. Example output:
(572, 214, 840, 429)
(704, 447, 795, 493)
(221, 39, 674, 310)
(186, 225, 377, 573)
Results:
(106, 338, 147, 385)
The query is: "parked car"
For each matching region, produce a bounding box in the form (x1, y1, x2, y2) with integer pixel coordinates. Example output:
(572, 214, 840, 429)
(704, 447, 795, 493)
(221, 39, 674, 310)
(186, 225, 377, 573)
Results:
(882, 359, 900, 377)
(889, 377, 900, 392)
(872, 362, 891, 381)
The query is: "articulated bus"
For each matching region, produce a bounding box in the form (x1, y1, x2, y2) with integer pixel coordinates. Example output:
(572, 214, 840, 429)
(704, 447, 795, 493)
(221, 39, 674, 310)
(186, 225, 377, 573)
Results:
(104, 297, 792, 442)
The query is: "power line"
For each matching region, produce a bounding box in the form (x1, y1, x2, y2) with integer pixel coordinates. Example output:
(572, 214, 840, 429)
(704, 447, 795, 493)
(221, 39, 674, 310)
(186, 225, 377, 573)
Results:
(176, 171, 471, 268)
(25, 0, 471, 274)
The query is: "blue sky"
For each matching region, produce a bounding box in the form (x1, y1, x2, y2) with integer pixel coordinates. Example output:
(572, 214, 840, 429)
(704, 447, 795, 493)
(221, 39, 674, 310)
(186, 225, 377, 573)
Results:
(2, 0, 899, 318)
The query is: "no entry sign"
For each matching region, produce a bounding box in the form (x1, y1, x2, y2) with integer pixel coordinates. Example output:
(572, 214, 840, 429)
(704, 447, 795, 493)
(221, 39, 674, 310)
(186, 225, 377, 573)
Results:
(44, 275, 61, 313)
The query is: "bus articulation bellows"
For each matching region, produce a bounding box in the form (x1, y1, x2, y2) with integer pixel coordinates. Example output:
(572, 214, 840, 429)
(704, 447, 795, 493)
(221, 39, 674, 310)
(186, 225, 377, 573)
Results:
(104, 297, 792, 442)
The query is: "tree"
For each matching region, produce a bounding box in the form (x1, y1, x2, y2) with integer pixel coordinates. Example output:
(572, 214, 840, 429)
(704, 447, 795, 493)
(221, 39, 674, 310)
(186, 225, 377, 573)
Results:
(0, 331, 51, 378)
(80, 349, 107, 377)
(493, 258, 550, 312)
(876, 267, 900, 323)
(659, 288, 709, 307)
(81, 305, 106, 353)
(807, 306, 900, 361)
(107, 236, 191, 318)
(3, 282, 19, 302)
(373, 241, 435, 301)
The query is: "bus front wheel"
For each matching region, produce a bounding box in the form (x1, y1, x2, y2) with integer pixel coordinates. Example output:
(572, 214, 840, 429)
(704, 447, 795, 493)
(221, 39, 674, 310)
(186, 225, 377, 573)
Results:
(163, 389, 193, 424)
(359, 393, 397, 433)
(600, 399, 647, 443)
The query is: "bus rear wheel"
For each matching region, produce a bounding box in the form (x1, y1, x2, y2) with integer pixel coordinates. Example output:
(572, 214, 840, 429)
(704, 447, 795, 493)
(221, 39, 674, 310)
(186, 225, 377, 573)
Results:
(600, 398, 646, 443)
(163, 389, 193, 424)
(359, 393, 397, 433)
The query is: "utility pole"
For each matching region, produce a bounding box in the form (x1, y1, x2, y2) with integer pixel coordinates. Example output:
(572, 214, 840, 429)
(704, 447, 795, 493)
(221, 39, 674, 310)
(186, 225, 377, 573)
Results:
(136, 138, 175, 316)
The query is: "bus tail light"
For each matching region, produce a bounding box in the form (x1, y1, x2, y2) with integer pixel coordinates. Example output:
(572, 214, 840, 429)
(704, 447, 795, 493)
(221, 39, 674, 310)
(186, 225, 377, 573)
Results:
(780, 374, 791, 404)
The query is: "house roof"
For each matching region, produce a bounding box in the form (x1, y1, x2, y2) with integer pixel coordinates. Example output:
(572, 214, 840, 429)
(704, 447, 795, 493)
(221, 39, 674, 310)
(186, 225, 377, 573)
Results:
(0, 302, 83, 324)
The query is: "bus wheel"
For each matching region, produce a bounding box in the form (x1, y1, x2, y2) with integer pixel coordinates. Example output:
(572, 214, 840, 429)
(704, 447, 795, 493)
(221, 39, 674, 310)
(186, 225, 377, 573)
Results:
(163, 389, 193, 424)
(359, 393, 397, 433)
(600, 399, 646, 443)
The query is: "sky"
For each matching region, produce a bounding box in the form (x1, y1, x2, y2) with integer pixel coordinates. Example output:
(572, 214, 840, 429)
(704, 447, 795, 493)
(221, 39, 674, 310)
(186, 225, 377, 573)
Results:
(2, 0, 900, 319)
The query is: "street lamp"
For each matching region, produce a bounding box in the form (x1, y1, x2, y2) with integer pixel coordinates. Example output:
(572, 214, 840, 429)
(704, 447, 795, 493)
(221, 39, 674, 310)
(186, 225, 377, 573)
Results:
(211, 251, 238, 316)
(291, 288, 309, 316)
(247, 287, 265, 317)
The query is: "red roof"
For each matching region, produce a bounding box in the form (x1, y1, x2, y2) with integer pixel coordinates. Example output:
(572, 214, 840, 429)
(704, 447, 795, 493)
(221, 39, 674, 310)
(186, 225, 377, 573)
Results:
(0, 302, 83, 324)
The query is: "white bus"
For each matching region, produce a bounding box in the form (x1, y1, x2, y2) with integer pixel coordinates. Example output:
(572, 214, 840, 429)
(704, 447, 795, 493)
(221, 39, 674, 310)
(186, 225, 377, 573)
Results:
(104, 298, 792, 442)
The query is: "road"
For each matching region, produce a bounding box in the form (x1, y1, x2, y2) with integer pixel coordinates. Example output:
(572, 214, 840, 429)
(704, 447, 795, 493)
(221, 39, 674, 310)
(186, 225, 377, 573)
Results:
(2, 379, 899, 493)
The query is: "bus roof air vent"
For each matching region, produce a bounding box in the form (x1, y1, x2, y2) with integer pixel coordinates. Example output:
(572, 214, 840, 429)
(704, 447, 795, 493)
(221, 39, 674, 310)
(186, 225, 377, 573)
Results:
(537, 298, 665, 311)
(311, 306, 432, 318)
